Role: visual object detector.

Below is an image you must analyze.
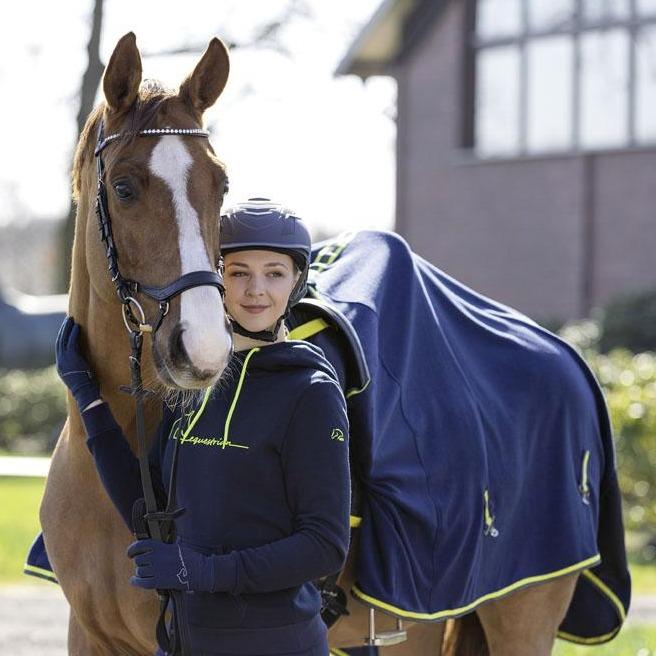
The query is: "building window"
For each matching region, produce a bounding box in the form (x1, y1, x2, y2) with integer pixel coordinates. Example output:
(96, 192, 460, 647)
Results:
(471, 0, 656, 157)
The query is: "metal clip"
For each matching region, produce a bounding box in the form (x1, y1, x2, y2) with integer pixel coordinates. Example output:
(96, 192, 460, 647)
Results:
(365, 609, 408, 647)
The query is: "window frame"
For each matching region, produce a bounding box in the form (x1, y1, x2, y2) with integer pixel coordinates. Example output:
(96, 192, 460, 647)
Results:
(463, 0, 656, 156)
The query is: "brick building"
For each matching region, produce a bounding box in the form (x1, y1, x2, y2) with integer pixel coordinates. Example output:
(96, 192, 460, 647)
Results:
(337, 0, 656, 321)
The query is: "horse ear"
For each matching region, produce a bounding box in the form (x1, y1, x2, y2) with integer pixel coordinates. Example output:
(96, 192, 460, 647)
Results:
(179, 38, 230, 115)
(103, 32, 142, 115)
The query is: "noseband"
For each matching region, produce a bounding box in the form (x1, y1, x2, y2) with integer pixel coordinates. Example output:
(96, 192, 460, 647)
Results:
(94, 121, 226, 335)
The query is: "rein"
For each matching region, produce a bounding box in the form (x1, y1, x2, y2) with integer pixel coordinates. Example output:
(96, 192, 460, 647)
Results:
(94, 120, 226, 656)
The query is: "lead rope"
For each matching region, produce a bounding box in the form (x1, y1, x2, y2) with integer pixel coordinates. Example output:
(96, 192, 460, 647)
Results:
(121, 328, 191, 656)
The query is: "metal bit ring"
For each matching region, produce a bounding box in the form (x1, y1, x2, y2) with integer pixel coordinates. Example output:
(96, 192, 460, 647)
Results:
(122, 297, 152, 334)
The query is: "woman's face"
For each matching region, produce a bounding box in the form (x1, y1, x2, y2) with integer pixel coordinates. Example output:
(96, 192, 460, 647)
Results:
(223, 250, 300, 333)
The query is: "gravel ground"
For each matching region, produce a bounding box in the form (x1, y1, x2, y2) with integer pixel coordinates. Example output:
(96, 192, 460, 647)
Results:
(1, 585, 654, 655)
(0, 585, 67, 655)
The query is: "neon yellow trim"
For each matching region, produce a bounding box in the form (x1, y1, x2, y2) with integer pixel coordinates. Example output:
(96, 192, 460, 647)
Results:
(556, 569, 626, 643)
(557, 627, 620, 645)
(23, 564, 59, 583)
(311, 233, 355, 269)
(351, 554, 602, 621)
(181, 387, 213, 440)
(483, 489, 494, 530)
(288, 318, 330, 341)
(582, 569, 627, 622)
(325, 233, 354, 264)
(223, 348, 259, 445)
(311, 262, 332, 272)
(350, 515, 362, 528)
(580, 450, 590, 497)
(313, 243, 336, 266)
(330, 650, 350, 656)
(346, 378, 370, 399)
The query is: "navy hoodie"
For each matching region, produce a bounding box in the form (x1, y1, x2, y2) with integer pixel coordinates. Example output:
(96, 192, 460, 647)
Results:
(82, 341, 350, 655)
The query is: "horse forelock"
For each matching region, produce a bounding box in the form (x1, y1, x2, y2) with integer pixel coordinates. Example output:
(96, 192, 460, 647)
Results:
(72, 81, 179, 201)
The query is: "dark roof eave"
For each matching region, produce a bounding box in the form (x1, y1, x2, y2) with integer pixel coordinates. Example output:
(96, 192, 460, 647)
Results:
(334, 0, 411, 78)
(335, 0, 451, 79)
(335, 60, 397, 80)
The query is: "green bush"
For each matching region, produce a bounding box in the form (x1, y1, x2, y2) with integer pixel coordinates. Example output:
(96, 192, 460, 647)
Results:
(560, 320, 656, 539)
(585, 349, 656, 537)
(598, 288, 656, 353)
(0, 367, 66, 453)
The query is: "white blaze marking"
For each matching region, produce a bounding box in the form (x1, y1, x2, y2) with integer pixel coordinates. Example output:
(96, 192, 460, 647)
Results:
(149, 136, 230, 374)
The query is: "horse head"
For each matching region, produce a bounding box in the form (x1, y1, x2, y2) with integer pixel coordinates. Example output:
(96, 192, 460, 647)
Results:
(72, 33, 232, 391)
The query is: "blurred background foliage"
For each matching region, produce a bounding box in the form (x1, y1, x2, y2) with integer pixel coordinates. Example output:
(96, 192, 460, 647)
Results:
(562, 308, 656, 556)
(0, 367, 66, 454)
(1, 290, 655, 552)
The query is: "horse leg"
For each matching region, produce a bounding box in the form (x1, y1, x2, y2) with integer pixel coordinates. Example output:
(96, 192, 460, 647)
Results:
(68, 607, 146, 656)
(68, 611, 103, 656)
(475, 573, 579, 656)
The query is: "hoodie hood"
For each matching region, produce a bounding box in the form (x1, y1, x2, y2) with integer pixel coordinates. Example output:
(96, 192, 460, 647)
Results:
(232, 340, 340, 383)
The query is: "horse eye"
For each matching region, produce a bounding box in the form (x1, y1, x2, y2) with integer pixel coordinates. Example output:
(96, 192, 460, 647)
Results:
(113, 181, 134, 201)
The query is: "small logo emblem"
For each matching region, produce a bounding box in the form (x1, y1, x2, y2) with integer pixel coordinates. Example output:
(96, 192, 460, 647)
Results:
(330, 428, 345, 442)
(176, 546, 190, 591)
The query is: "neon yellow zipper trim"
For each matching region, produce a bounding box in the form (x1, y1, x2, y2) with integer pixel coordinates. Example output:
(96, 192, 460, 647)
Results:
(579, 450, 591, 502)
(180, 386, 213, 441)
(346, 378, 370, 399)
(483, 489, 493, 529)
(222, 348, 259, 447)
(483, 488, 498, 536)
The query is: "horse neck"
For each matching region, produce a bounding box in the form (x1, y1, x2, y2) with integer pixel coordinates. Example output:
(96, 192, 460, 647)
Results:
(67, 199, 160, 448)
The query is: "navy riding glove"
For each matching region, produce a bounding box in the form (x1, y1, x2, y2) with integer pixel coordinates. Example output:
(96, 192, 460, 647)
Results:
(127, 539, 215, 593)
(55, 317, 101, 411)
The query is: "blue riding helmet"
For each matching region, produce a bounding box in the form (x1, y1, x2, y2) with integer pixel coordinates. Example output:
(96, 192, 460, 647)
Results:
(220, 198, 312, 341)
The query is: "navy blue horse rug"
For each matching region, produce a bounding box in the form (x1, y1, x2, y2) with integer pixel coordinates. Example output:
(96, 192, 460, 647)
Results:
(296, 230, 630, 645)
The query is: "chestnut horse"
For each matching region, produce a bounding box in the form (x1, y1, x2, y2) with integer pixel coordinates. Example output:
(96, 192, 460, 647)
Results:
(40, 33, 232, 654)
(40, 33, 582, 656)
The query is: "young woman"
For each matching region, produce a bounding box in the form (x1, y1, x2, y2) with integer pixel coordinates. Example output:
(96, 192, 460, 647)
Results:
(56, 198, 350, 656)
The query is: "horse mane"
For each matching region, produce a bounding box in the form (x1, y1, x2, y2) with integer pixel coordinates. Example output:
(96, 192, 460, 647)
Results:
(72, 80, 175, 201)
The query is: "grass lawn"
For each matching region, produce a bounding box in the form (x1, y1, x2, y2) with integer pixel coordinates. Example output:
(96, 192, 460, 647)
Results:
(631, 560, 656, 597)
(554, 626, 656, 654)
(0, 476, 46, 582)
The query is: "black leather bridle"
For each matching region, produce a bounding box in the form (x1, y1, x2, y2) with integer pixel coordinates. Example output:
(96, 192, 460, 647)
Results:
(94, 120, 227, 656)
(94, 121, 225, 335)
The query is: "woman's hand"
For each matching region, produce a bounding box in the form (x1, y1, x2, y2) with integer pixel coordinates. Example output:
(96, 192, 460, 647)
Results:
(127, 539, 215, 593)
(55, 317, 101, 411)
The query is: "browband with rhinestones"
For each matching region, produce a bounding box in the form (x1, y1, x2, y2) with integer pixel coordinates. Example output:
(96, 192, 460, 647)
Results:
(94, 127, 210, 156)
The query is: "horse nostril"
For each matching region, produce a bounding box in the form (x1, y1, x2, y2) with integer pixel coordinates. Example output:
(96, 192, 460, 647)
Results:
(169, 324, 189, 368)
